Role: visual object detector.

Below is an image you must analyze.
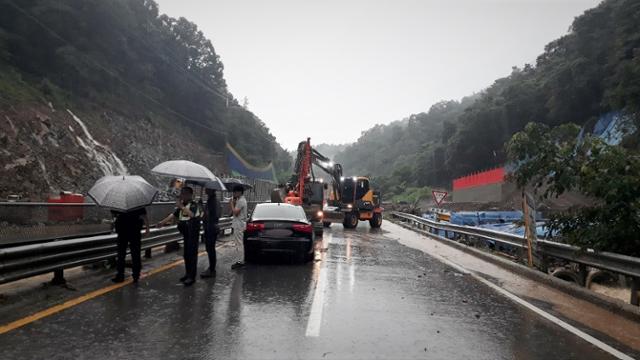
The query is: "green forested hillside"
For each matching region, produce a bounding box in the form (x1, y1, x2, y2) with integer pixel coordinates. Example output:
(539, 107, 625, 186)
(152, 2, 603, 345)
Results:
(0, 0, 290, 172)
(335, 0, 640, 197)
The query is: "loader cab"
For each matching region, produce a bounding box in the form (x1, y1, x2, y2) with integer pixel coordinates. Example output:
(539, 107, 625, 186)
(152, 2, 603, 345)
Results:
(340, 177, 371, 205)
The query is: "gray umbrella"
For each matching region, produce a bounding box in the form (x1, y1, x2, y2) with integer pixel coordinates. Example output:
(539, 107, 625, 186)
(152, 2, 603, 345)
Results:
(222, 177, 253, 191)
(151, 160, 218, 182)
(88, 175, 158, 212)
(186, 178, 227, 191)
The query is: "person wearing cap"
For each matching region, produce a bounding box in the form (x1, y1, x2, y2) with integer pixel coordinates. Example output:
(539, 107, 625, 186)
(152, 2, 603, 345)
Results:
(230, 185, 248, 269)
(159, 186, 202, 286)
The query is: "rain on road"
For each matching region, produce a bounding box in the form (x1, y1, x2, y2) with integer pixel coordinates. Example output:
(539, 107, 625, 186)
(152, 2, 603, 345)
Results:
(0, 222, 622, 359)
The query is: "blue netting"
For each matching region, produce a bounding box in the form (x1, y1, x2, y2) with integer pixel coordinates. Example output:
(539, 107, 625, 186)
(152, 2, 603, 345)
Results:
(225, 143, 276, 182)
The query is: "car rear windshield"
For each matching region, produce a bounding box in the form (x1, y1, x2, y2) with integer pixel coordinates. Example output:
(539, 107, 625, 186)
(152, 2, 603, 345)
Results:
(252, 204, 307, 221)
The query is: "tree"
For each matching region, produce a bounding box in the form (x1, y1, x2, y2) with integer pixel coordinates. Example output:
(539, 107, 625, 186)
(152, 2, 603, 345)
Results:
(506, 122, 640, 256)
(335, 0, 640, 190)
(0, 0, 289, 174)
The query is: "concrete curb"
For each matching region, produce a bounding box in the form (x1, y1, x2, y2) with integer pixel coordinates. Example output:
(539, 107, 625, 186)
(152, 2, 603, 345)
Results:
(391, 219, 640, 323)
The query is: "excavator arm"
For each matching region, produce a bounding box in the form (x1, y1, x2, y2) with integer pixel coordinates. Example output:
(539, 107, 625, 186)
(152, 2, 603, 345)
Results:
(286, 138, 343, 204)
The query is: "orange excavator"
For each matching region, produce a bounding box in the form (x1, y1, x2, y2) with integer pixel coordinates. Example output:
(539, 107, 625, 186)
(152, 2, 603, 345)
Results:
(284, 138, 312, 206)
(282, 138, 383, 232)
(283, 138, 331, 235)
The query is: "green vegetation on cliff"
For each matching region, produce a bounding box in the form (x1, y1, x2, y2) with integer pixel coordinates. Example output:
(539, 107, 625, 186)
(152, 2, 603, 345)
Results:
(335, 0, 640, 197)
(0, 0, 290, 173)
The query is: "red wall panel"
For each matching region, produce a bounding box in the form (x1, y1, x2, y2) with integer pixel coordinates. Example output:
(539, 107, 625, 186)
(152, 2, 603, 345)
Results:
(452, 167, 505, 190)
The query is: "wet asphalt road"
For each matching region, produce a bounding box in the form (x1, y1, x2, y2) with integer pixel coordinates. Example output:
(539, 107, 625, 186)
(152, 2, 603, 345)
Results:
(0, 223, 618, 359)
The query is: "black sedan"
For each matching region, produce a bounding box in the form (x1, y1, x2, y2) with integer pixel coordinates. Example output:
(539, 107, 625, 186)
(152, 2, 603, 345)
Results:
(243, 203, 316, 263)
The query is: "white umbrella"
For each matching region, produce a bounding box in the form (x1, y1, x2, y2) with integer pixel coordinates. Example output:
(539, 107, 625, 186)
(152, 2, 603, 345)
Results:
(151, 160, 218, 182)
(88, 175, 158, 212)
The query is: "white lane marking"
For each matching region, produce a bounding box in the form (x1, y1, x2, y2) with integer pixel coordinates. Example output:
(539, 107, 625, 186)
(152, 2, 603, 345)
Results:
(306, 265, 328, 337)
(306, 233, 333, 337)
(426, 249, 635, 360)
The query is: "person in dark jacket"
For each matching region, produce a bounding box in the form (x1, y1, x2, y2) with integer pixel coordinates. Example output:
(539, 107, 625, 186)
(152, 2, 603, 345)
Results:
(159, 186, 202, 286)
(201, 188, 221, 278)
(111, 207, 150, 283)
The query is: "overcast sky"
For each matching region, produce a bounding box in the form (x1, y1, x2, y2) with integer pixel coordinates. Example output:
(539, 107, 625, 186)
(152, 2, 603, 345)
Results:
(156, 0, 601, 150)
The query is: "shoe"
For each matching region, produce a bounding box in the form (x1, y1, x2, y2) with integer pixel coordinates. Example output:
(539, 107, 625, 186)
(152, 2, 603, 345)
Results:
(111, 275, 125, 283)
(231, 261, 245, 270)
(200, 269, 216, 279)
(179, 275, 188, 283)
(183, 278, 196, 286)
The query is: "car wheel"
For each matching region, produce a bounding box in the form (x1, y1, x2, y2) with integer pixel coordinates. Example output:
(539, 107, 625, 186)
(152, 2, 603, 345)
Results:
(369, 213, 382, 228)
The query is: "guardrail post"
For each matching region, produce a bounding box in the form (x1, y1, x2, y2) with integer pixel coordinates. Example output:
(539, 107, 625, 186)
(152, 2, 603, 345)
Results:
(631, 277, 639, 306)
(51, 269, 66, 285)
(145, 248, 152, 258)
(577, 264, 587, 287)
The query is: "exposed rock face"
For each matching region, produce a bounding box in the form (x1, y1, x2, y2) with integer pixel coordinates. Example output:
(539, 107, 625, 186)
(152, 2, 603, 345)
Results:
(0, 103, 226, 200)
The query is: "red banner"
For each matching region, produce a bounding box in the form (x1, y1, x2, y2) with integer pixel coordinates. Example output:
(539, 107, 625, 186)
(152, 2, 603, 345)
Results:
(452, 167, 505, 190)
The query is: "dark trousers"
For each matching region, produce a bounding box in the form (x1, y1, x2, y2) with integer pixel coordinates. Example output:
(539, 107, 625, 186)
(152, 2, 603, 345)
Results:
(204, 222, 219, 270)
(180, 220, 200, 280)
(116, 230, 142, 278)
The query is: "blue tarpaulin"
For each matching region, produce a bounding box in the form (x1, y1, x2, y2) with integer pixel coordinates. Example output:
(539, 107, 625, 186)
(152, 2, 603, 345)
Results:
(423, 210, 553, 239)
(449, 211, 524, 226)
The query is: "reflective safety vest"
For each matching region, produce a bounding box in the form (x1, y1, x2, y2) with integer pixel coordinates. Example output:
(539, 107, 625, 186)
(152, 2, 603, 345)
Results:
(176, 201, 202, 221)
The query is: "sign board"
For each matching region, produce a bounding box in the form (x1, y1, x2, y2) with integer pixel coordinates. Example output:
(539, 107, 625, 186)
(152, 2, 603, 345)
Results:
(522, 192, 537, 267)
(432, 190, 448, 206)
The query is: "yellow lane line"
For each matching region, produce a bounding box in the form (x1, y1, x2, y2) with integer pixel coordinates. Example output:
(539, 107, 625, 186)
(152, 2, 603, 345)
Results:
(0, 250, 208, 335)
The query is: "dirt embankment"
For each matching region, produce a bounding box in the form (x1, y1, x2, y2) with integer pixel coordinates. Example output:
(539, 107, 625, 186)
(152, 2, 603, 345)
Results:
(0, 103, 225, 200)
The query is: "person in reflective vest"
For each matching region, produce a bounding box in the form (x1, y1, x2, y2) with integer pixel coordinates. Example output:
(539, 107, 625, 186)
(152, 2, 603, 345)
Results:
(159, 186, 202, 286)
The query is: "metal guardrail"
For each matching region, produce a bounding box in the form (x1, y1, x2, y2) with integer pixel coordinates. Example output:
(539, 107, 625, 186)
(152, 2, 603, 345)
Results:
(0, 199, 265, 285)
(0, 200, 261, 247)
(0, 217, 233, 285)
(392, 212, 527, 251)
(537, 240, 640, 279)
(391, 211, 640, 305)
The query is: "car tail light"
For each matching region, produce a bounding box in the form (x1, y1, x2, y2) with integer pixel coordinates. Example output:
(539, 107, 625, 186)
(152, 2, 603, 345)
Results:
(246, 222, 265, 232)
(292, 223, 313, 234)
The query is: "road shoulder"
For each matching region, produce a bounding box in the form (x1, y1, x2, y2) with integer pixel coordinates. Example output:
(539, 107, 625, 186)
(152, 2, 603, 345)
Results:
(387, 221, 640, 357)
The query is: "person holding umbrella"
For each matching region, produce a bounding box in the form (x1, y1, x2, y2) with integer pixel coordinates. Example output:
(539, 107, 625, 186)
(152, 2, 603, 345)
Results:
(111, 208, 150, 283)
(200, 187, 221, 278)
(151, 160, 225, 284)
(158, 186, 202, 286)
(88, 175, 157, 284)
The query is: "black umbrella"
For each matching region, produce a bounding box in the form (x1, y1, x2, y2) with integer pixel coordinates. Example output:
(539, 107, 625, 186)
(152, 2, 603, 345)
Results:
(221, 177, 253, 191)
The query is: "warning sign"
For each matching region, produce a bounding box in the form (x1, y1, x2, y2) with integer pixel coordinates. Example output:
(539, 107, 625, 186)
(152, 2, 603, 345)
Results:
(432, 190, 448, 206)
